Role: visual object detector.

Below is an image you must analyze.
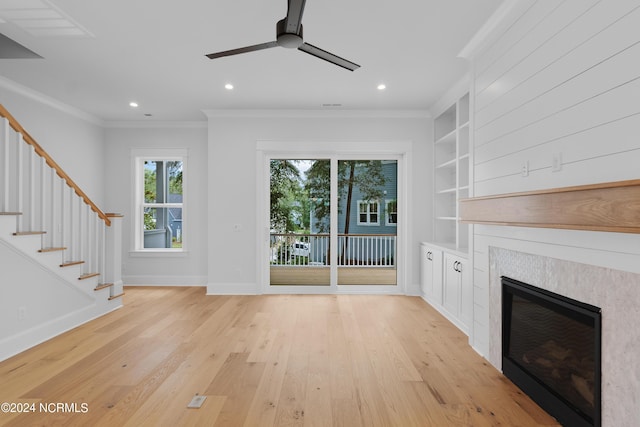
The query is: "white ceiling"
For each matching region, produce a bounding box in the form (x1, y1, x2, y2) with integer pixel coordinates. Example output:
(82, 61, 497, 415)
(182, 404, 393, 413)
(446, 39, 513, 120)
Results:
(0, 0, 502, 121)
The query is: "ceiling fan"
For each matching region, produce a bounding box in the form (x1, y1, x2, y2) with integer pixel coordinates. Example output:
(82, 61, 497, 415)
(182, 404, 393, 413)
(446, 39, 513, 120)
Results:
(205, 0, 360, 71)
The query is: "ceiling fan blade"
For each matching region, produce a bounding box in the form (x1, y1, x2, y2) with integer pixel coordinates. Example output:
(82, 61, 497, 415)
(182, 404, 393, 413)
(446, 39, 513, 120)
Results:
(298, 42, 360, 71)
(206, 41, 278, 59)
(285, 0, 306, 33)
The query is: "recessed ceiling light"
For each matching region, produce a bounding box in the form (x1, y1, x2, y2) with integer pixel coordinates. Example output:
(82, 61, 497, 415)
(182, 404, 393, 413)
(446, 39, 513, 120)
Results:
(377, 84, 386, 90)
(225, 83, 234, 90)
(129, 101, 139, 108)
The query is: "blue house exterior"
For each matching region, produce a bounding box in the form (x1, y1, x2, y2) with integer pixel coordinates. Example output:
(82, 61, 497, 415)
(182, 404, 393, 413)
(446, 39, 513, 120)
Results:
(309, 160, 397, 265)
(143, 191, 183, 249)
(336, 160, 397, 235)
(310, 161, 397, 234)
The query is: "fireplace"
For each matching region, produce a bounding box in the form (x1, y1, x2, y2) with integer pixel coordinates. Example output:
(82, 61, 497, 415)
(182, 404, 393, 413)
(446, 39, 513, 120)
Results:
(502, 276, 602, 427)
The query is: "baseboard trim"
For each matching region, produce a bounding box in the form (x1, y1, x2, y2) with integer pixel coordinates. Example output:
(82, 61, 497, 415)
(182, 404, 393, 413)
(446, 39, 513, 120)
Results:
(123, 275, 207, 286)
(0, 302, 122, 362)
(404, 282, 422, 296)
(206, 282, 260, 295)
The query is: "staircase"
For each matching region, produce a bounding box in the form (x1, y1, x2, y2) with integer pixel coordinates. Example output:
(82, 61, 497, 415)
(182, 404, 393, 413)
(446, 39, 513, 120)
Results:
(0, 104, 123, 361)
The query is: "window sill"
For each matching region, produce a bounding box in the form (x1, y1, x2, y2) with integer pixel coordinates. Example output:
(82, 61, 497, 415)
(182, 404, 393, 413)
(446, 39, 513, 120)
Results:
(129, 250, 189, 258)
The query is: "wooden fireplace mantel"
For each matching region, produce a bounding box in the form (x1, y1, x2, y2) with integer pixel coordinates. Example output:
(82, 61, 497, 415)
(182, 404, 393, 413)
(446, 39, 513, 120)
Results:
(459, 179, 640, 234)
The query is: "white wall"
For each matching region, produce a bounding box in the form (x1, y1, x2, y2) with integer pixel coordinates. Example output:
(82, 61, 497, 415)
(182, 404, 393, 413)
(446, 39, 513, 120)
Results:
(465, 2, 640, 423)
(104, 125, 209, 285)
(206, 113, 432, 294)
(0, 78, 106, 207)
(0, 239, 96, 361)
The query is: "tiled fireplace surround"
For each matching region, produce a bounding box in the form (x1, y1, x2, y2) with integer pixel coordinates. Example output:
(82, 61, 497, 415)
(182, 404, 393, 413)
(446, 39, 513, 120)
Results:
(488, 247, 640, 427)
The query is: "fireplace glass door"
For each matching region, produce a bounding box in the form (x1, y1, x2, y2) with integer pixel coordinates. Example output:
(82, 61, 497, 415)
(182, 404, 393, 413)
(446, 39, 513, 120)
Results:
(502, 276, 601, 427)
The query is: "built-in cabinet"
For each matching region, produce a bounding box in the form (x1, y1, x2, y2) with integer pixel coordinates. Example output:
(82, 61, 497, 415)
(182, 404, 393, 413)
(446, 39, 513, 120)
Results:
(421, 243, 471, 335)
(421, 90, 472, 336)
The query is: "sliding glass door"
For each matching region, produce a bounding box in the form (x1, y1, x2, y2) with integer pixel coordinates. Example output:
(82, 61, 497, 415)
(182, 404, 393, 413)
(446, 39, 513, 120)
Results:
(269, 159, 330, 286)
(336, 160, 397, 285)
(268, 157, 398, 288)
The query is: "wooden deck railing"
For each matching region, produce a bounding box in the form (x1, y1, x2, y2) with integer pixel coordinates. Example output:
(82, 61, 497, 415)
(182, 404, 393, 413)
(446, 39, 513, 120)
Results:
(270, 233, 396, 267)
(0, 104, 110, 226)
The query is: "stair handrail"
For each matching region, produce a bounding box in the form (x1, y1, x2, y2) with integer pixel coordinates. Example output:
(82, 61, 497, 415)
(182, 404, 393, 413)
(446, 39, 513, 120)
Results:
(0, 104, 110, 227)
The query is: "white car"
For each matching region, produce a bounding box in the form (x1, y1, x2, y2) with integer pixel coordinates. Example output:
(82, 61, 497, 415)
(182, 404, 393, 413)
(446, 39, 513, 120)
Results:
(290, 241, 310, 257)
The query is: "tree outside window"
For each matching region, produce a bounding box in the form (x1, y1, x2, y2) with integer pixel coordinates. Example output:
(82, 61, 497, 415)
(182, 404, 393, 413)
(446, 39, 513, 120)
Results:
(140, 159, 184, 250)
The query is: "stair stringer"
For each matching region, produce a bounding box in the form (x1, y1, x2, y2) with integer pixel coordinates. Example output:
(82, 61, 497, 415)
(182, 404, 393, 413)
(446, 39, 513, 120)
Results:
(0, 238, 121, 362)
(0, 215, 105, 296)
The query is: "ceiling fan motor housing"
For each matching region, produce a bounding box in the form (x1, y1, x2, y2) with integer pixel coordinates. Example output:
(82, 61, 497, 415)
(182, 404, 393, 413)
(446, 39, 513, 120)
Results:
(276, 19, 303, 48)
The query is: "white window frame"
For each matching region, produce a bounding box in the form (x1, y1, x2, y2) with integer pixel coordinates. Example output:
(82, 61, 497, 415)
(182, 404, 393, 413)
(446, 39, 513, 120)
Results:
(385, 199, 397, 226)
(357, 200, 380, 226)
(132, 148, 188, 253)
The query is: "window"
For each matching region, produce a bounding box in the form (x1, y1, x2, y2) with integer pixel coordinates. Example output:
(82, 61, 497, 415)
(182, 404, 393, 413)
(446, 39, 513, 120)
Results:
(386, 199, 397, 226)
(357, 200, 379, 225)
(134, 149, 187, 252)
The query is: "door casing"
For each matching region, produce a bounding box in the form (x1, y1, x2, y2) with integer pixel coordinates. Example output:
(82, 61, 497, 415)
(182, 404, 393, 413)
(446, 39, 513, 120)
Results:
(256, 140, 412, 294)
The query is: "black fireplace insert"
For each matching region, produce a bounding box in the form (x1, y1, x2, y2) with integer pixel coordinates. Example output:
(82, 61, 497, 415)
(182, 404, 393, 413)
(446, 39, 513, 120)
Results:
(502, 276, 601, 427)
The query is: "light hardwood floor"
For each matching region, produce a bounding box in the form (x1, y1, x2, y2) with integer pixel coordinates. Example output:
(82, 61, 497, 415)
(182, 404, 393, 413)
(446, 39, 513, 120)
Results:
(0, 287, 560, 426)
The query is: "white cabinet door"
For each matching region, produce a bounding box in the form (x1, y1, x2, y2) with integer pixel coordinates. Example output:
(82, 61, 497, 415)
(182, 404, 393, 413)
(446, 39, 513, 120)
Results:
(420, 244, 443, 304)
(459, 257, 472, 331)
(431, 250, 443, 304)
(443, 253, 472, 333)
(420, 245, 431, 297)
(443, 253, 461, 316)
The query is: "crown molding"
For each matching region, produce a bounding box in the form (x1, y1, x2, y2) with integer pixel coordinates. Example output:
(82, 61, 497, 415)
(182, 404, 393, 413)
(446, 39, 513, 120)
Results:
(0, 75, 104, 126)
(104, 120, 207, 129)
(458, 0, 536, 60)
(429, 73, 470, 118)
(202, 109, 430, 119)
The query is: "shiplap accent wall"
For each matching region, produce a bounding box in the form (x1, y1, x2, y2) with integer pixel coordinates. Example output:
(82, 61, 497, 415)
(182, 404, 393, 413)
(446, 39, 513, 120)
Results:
(467, 0, 640, 361)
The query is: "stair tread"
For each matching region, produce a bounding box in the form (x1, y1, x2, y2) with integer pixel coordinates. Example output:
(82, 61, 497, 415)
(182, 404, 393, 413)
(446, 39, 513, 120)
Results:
(108, 292, 125, 301)
(94, 283, 114, 291)
(38, 247, 67, 253)
(79, 272, 100, 280)
(14, 231, 46, 236)
(60, 260, 84, 267)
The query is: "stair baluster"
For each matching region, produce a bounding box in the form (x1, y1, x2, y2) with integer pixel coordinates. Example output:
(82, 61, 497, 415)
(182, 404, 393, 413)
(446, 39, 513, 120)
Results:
(16, 132, 23, 232)
(100, 219, 107, 282)
(68, 186, 74, 262)
(3, 117, 9, 211)
(60, 175, 66, 254)
(0, 103, 121, 301)
(40, 156, 46, 240)
(28, 143, 35, 231)
(49, 166, 56, 249)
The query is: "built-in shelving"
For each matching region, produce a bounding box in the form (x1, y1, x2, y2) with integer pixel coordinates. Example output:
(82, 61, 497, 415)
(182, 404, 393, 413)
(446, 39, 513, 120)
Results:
(433, 92, 470, 252)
